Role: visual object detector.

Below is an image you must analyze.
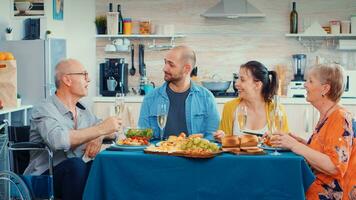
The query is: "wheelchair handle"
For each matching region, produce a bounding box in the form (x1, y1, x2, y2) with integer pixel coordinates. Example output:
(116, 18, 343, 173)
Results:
(0, 119, 9, 131)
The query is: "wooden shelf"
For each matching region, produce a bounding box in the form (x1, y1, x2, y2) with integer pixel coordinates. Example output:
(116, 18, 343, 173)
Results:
(285, 33, 356, 38)
(96, 34, 185, 39)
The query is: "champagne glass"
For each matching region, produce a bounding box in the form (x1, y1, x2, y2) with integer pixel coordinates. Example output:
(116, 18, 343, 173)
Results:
(157, 103, 168, 141)
(270, 96, 283, 156)
(115, 93, 125, 117)
(115, 93, 125, 135)
(236, 105, 247, 134)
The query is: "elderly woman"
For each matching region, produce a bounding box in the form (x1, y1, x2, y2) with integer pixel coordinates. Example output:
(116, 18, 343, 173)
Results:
(271, 64, 356, 200)
(214, 61, 289, 140)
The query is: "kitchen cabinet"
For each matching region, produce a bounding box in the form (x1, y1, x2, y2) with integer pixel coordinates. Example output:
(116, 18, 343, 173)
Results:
(0, 105, 33, 126)
(283, 104, 316, 139)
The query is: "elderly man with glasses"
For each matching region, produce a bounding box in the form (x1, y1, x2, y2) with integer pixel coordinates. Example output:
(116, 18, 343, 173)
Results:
(24, 58, 122, 200)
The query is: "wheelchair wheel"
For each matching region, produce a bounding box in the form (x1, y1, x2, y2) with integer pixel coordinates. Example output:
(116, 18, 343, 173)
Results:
(0, 170, 32, 200)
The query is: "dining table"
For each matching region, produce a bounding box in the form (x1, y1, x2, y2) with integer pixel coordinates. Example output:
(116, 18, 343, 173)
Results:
(83, 149, 315, 200)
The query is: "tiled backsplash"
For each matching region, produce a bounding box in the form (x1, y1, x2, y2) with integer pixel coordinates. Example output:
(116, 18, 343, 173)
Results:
(96, 0, 356, 94)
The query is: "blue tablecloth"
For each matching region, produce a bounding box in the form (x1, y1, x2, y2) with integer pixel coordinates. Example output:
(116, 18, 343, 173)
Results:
(83, 150, 315, 200)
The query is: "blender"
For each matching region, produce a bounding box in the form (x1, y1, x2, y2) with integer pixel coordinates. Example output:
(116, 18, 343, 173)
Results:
(287, 54, 307, 98)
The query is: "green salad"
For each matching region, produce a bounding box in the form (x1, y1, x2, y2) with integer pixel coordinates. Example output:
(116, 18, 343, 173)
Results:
(126, 128, 153, 139)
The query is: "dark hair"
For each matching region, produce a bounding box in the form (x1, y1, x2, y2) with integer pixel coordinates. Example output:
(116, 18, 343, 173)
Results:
(240, 61, 278, 102)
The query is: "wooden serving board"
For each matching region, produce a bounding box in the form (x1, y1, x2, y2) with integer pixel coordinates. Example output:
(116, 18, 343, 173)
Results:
(222, 148, 266, 155)
(144, 149, 221, 159)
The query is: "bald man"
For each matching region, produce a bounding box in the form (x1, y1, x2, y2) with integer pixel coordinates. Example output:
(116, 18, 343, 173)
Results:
(138, 46, 219, 140)
(24, 59, 121, 200)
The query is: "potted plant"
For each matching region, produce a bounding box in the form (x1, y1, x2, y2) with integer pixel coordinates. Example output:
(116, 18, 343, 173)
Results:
(17, 93, 21, 107)
(5, 27, 13, 40)
(45, 30, 52, 40)
(95, 15, 107, 34)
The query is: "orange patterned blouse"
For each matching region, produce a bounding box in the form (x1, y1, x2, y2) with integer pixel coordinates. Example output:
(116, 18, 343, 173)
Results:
(306, 108, 355, 200)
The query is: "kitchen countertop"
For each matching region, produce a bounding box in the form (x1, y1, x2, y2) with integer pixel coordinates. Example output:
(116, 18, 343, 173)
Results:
(93, 96, 356, 105)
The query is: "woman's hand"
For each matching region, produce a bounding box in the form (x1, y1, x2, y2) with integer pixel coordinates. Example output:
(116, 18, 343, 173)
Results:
(213, 130, 225, 142)
(270, 132, 300, 150)
(288, 132, 307, 145)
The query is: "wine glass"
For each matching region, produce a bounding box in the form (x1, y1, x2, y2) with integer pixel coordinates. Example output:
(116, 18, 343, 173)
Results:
(115, 93, 125, 117)
(270, 96, 283, 156)
(115, 93, 125, 135)
(236, 105, 247, 134)
(157, 103, 168, 141)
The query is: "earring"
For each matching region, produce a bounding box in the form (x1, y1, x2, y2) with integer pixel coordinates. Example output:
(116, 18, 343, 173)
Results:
(322, 93, 325, 97)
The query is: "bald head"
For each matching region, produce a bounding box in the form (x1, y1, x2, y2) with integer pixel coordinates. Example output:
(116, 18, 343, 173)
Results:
(55, 58, 84, 89)
(171, 45, 196, 69)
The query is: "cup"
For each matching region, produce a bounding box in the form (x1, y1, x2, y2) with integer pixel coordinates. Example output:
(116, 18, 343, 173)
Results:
(163, 24, 175, 35)
(107, 77, 117, 91)
(105, 44, 116, 52)
(144, 84, 154, 94)
(341, 20, 351, 34)
(15, 2, 33, 13)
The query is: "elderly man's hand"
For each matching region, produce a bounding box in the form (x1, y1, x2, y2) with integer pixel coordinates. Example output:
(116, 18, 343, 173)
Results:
(84, 136, 103, 158)
(99, 116, 122, 135)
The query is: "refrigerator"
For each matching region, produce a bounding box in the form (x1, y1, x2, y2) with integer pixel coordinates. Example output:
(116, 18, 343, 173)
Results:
(0, 39, 66, 105)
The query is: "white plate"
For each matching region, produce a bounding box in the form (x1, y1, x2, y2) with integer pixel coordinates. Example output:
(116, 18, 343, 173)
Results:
(111, 144, 148, 151)
(258, 144, 291, 152)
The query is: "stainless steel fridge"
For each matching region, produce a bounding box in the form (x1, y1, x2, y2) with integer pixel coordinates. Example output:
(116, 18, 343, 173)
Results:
(0, 39, 66, 105)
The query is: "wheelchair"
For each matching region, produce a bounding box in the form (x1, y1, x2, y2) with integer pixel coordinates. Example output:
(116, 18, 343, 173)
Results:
(0, 120, 54, 200)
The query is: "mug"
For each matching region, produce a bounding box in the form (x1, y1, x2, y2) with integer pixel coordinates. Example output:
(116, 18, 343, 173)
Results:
(107, 78, 118, 91)
(144, 82, 155, 94)
(15, 2, 33, 12)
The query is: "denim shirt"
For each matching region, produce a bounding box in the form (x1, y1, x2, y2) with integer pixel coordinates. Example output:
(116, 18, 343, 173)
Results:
(138, 82, 220, 140)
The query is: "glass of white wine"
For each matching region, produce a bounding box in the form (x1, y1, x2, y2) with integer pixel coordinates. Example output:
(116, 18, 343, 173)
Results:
(236, 105, 247, 134)
(157, 103, 168, 141)
(271, 96, 283, 156)
(115, 93, 125, 117)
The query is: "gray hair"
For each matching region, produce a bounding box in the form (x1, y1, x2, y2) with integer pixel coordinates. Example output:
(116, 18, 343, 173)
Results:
(54, 58, 79, 89)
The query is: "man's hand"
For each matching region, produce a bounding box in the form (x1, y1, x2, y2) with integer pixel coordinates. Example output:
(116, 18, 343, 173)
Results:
(98, 116, 122, 135)
(84, 136, 103, 158)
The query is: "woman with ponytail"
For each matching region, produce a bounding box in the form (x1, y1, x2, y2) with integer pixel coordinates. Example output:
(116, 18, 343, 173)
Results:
(214, 61, 289, 139)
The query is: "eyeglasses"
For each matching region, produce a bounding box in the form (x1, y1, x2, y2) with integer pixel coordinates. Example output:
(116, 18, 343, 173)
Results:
(66, 72, 89, 80)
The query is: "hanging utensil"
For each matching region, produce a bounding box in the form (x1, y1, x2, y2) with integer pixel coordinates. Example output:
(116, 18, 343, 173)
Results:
(129, 44, 136, 75)
(138, 44, 146, 77)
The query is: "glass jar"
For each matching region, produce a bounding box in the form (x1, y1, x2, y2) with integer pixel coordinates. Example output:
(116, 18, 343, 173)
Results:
(329, 20, 341, 34)
(123, 18, 132, 35)
(351, 14, 356, 34)
(139, 20, 151, 35)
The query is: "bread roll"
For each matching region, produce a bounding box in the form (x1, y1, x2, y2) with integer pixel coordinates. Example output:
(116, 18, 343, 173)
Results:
(240, 134, 258, 147)
(222, 135, 240, 148)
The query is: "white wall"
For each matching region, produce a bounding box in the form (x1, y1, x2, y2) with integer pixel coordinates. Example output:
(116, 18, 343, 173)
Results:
(0, 0, 97, 106)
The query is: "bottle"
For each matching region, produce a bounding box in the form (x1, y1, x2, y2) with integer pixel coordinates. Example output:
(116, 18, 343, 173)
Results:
(117, 4, 124, 34)
(290, 2, 298, 34)
(109, 3, 112, 12)
(107, 3, 118, 35)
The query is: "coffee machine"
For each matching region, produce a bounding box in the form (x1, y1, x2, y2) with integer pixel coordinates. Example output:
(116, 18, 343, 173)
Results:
(288, 54, 307, 98)
(99, 58, 128, 96)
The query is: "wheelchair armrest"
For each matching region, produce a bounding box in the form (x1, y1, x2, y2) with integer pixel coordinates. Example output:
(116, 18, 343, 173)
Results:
(103, 138, 115, 144)
(10, 142, 46, 149)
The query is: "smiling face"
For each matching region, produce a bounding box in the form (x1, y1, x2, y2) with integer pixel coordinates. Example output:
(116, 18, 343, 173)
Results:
(304, 69, 328, 103)
(235, 67, 262, 100)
